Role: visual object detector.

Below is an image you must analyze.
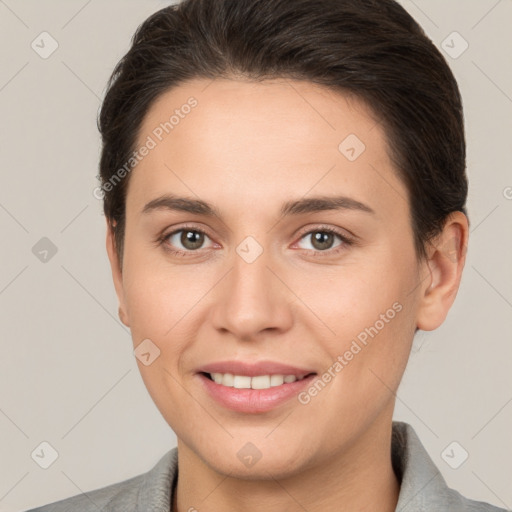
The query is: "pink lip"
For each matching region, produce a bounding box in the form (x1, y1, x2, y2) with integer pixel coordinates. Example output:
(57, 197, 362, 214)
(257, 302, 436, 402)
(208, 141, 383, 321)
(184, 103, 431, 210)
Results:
(197, 360, 316, 377)
(197, 373, 317, 413)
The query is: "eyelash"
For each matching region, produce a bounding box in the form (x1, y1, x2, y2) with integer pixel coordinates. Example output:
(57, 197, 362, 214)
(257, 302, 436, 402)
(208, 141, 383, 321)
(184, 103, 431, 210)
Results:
(157, 223, 355, 258)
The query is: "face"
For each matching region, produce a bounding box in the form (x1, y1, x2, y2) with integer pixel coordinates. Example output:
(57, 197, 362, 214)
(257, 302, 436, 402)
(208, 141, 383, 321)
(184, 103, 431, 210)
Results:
(106, 78, 449, 479)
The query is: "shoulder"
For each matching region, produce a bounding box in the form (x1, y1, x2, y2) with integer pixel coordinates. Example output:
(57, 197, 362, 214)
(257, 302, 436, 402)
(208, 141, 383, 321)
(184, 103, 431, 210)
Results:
(392, 421, 508, 512)
(23, 448, 178, 512)
(439, 486, 509, 512)
(23, 473, 143, 512)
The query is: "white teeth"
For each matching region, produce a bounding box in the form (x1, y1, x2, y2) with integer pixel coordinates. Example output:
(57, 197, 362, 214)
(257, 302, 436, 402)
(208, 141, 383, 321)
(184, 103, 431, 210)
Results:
(221, 373, 234, 387)
(209, 372, 307, 390)
(233, 375, 251, 388)
(251, 375, 270, 389)
(212, 373, 223, 384)
(270, 374, 284, 386)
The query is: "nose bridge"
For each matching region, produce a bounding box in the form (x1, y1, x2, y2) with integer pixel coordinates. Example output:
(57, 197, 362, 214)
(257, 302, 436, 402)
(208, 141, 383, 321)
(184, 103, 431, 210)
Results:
(232, 239, 272, 299)
(211, 234, 293, 338)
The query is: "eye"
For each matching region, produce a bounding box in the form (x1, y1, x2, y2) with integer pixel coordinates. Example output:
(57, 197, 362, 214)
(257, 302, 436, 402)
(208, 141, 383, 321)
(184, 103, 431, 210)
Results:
(294, 225, 354, 255)
(159, 225, 215, 256)
(157, 223, 355, 258)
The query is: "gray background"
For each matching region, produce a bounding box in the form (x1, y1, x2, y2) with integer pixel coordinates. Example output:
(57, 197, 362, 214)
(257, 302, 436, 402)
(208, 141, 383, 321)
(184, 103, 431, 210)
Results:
(0, 1, 511, 510)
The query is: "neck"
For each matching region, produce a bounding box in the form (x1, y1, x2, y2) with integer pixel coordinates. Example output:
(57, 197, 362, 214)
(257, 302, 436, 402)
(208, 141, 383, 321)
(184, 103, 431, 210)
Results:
(172, 415, 400, 512)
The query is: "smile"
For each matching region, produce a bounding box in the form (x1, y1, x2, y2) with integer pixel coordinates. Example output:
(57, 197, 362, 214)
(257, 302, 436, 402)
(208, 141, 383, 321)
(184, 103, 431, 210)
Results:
(198, 372, 318, 413)
(205, 372, 313, 389)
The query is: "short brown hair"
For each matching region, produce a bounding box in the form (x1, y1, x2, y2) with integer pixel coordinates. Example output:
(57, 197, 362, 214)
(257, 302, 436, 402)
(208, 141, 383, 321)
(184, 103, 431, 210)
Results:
(97, 0, 468, 268)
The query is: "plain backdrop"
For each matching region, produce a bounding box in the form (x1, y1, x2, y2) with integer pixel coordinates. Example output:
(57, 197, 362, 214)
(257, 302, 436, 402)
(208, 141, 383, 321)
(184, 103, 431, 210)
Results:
(0, 1, 511, 511)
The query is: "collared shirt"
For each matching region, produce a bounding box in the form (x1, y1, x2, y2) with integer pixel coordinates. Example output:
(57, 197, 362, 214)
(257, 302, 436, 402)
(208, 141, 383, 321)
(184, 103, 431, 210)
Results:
(25, 421, 507, 511)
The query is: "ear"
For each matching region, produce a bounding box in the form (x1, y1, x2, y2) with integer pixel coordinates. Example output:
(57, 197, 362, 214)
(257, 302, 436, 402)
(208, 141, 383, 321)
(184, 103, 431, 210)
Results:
(415, 211, 469, 331)
(105, 217, 130, 327)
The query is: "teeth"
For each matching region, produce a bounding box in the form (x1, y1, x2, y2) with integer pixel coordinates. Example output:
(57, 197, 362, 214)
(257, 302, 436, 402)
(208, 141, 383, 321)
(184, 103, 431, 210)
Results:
(270, 375, 284, 386)
(209, 372, 308, 390)
(212, 373, 223, 385)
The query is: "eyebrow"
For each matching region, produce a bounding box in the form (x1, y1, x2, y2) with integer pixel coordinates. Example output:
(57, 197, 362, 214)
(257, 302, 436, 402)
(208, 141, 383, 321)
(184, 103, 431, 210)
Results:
(142, 193, 375, 218)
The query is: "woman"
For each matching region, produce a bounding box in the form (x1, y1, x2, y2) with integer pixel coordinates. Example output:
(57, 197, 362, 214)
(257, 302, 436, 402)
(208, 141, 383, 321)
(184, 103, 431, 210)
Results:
(26, 0, 507, 510)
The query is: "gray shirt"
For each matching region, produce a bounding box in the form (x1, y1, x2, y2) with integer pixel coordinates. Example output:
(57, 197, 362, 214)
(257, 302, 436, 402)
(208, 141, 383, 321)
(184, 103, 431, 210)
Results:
(25, 421, 508, 511)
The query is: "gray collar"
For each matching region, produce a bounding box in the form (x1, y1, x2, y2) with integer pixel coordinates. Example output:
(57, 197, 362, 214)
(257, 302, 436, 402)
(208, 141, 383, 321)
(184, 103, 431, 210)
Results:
(133, 421, 505, 512)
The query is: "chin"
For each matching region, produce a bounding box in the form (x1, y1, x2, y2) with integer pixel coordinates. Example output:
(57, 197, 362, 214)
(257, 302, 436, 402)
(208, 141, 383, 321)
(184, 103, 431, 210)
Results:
(191, 438, 315, 480)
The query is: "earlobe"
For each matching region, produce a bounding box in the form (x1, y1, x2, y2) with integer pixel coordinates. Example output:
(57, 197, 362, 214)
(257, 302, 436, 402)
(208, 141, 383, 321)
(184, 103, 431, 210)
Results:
(105, 217, 130, 328)
(415, 212, 469, 332)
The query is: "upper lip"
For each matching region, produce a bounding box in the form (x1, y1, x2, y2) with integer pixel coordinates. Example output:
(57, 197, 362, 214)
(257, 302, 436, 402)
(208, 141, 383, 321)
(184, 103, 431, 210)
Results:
(197, 360, 317, 377)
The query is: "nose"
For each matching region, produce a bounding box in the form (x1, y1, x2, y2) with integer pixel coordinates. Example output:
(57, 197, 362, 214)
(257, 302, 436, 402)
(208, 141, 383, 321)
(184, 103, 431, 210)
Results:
(210, 244, 294, 341)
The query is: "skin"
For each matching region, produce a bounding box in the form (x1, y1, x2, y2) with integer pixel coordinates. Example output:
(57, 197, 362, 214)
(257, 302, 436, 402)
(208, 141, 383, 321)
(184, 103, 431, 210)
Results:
(105, 77, 469, 512)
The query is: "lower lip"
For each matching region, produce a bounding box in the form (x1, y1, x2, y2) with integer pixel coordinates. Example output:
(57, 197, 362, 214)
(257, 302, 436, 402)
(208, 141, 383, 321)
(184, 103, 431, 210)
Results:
(197, 373, 317, 413)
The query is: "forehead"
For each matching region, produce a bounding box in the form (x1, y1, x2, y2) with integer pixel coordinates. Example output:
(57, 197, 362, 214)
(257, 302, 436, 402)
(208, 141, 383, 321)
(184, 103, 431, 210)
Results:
(137, 77, 382, 153)
(127, 78, 407, 223)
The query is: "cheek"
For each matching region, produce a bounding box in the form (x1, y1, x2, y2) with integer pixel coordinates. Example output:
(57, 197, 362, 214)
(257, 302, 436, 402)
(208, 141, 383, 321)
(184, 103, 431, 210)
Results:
(121, 252, 213, 370)
(121, 238, 185, 323)
(311, 251, 417, 385)
(121, 262, 176, 356)
(308, 262, 407, 335)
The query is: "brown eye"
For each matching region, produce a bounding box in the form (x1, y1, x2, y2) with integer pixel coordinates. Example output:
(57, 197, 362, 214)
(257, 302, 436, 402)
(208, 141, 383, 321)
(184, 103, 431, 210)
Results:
(163, 227, 213, 254)
(179, 229, 205, 250)
(297, 229, 344, 252)
(309, 231, 337, 251)
(294, 225, 355, 257)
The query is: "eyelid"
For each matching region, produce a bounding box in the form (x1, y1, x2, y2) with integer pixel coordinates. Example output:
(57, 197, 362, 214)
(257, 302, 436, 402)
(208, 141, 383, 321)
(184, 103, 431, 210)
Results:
(159, 222, 217, 248)
(294, 223, 356, 244)
(291, 224, 356, 256)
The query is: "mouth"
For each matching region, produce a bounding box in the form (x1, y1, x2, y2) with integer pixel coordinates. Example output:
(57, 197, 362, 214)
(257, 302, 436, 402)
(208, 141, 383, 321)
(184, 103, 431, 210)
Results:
(200, 371, 316, 389)
(197, 371, 318, 413)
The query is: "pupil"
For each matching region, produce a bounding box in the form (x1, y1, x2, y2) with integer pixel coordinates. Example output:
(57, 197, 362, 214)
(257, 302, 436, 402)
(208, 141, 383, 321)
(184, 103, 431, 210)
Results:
(182, 230, 203, 250)
(313, 231, 332, 250)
